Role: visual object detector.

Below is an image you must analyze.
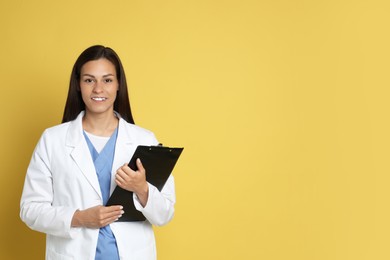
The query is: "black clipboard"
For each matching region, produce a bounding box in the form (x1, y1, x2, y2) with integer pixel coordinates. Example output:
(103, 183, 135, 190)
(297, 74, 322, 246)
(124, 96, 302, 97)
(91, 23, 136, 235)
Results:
(106, 145, 183, 222)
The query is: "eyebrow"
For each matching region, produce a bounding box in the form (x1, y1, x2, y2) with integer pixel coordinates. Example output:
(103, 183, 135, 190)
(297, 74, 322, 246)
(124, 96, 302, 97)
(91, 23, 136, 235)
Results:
(81, 73, 115, 78)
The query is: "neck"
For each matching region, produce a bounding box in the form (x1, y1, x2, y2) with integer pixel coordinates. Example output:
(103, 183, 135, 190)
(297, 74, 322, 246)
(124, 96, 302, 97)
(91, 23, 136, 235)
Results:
(82, 112, 119, 137)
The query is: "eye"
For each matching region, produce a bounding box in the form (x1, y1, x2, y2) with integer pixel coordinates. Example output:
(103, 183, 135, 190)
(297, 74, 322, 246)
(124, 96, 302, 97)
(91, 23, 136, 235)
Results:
(83, 78, 94, 83)
(104, 78, 113, 83)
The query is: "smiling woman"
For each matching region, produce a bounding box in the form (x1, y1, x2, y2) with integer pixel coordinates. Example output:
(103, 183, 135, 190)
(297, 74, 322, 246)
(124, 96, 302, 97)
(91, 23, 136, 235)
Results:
(80, 59, 120, 136)
(62, 46, 134, 124)
(19, 45, 176, 260)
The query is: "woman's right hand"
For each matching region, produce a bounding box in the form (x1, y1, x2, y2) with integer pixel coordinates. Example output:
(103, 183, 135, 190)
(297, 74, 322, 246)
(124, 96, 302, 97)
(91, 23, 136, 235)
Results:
(71, 205, 124, 228)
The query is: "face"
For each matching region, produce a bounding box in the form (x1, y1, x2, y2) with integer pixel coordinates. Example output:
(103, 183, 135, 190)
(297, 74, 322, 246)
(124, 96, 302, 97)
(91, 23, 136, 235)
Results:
(79, 58, 119, 117)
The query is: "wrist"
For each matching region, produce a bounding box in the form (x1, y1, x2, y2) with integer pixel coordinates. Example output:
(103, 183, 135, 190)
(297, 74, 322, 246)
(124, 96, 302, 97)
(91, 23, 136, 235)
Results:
(71, 209, 83, 227)
(136, 183, 149, 207)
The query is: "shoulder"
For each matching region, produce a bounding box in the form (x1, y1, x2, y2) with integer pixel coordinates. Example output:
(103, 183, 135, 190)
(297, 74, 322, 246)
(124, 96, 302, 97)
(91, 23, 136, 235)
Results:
(42, 112, 83, 140)
(119, 119, 158, 145)
(124, 122, 154, 135)
(41, 121, 71, 139)
(31, 122, 72, 159)
(34, 121, 75, 153)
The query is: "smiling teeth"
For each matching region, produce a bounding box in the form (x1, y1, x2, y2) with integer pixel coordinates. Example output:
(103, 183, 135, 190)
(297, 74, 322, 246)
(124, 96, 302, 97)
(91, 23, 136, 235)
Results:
(92, 97, 106, 101)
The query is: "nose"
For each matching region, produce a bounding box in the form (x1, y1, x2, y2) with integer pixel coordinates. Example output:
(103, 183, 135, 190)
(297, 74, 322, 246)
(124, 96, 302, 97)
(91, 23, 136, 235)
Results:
(92, 80, 104, 93)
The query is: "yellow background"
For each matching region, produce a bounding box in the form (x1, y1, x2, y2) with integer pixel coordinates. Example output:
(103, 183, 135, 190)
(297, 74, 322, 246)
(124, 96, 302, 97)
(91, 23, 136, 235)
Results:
(1, 0, 390, 259)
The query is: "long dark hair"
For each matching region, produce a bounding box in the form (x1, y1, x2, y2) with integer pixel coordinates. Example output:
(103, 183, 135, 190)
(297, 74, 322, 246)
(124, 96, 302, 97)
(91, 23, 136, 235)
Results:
(62, 45, 135, 124)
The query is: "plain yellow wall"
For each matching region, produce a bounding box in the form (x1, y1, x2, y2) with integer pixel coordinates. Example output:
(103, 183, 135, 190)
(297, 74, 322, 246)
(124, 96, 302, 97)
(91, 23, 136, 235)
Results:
(1, 0, 390, 259)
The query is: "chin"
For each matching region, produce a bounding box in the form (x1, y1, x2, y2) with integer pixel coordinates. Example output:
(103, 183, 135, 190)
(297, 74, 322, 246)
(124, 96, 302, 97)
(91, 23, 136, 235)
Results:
(85, 107, 115, 115)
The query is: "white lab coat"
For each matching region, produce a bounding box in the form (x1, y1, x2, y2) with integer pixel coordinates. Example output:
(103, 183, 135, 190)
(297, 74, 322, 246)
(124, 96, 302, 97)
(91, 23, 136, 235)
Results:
(20, 111, 176, 260)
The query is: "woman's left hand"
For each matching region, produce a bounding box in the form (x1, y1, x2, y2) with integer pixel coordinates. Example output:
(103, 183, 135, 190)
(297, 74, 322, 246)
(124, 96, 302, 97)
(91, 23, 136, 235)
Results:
(115, 158, 149, 207)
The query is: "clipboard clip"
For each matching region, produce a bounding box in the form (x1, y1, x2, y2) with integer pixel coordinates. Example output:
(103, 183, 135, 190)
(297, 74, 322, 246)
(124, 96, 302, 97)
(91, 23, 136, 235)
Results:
(156, 143, 174, 152)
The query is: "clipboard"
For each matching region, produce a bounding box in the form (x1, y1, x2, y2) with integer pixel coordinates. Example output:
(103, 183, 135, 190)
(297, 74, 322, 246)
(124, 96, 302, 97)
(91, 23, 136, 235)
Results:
(106, 145, 183, 222)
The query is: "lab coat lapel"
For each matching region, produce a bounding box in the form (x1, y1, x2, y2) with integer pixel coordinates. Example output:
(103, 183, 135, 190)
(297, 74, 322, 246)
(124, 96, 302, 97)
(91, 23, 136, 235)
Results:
(66, 112, 102, 199)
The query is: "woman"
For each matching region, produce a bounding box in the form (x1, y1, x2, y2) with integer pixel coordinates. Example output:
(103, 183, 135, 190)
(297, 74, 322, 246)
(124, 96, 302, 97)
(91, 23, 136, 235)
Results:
(20, 45, 175, 260)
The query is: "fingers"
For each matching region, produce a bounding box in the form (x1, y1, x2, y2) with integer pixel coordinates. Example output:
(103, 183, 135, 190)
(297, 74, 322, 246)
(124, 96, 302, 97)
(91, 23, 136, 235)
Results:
(73, 205, 125, 229)
(101, 205, 123, 218)
(87, 205, 124, 228)
(116, 164, 133, 178)
(115, 170, 128, 184)
(117, 159, 144, 177)
(115, 165, 132, 185)
(136, 158, 145, 173)
(115, 163, 136, 186)
(100, 206, 124, 225)
(115, 159, 147, 193)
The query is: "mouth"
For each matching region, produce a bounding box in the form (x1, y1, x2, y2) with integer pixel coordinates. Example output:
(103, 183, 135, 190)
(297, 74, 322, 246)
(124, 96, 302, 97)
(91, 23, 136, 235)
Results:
(91, 97, 107, 101)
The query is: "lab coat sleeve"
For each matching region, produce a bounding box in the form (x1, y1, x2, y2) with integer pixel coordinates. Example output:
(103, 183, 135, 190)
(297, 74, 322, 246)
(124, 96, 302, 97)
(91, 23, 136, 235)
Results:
(20, 131, 80, 238)
(133, 175, 176, 226)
